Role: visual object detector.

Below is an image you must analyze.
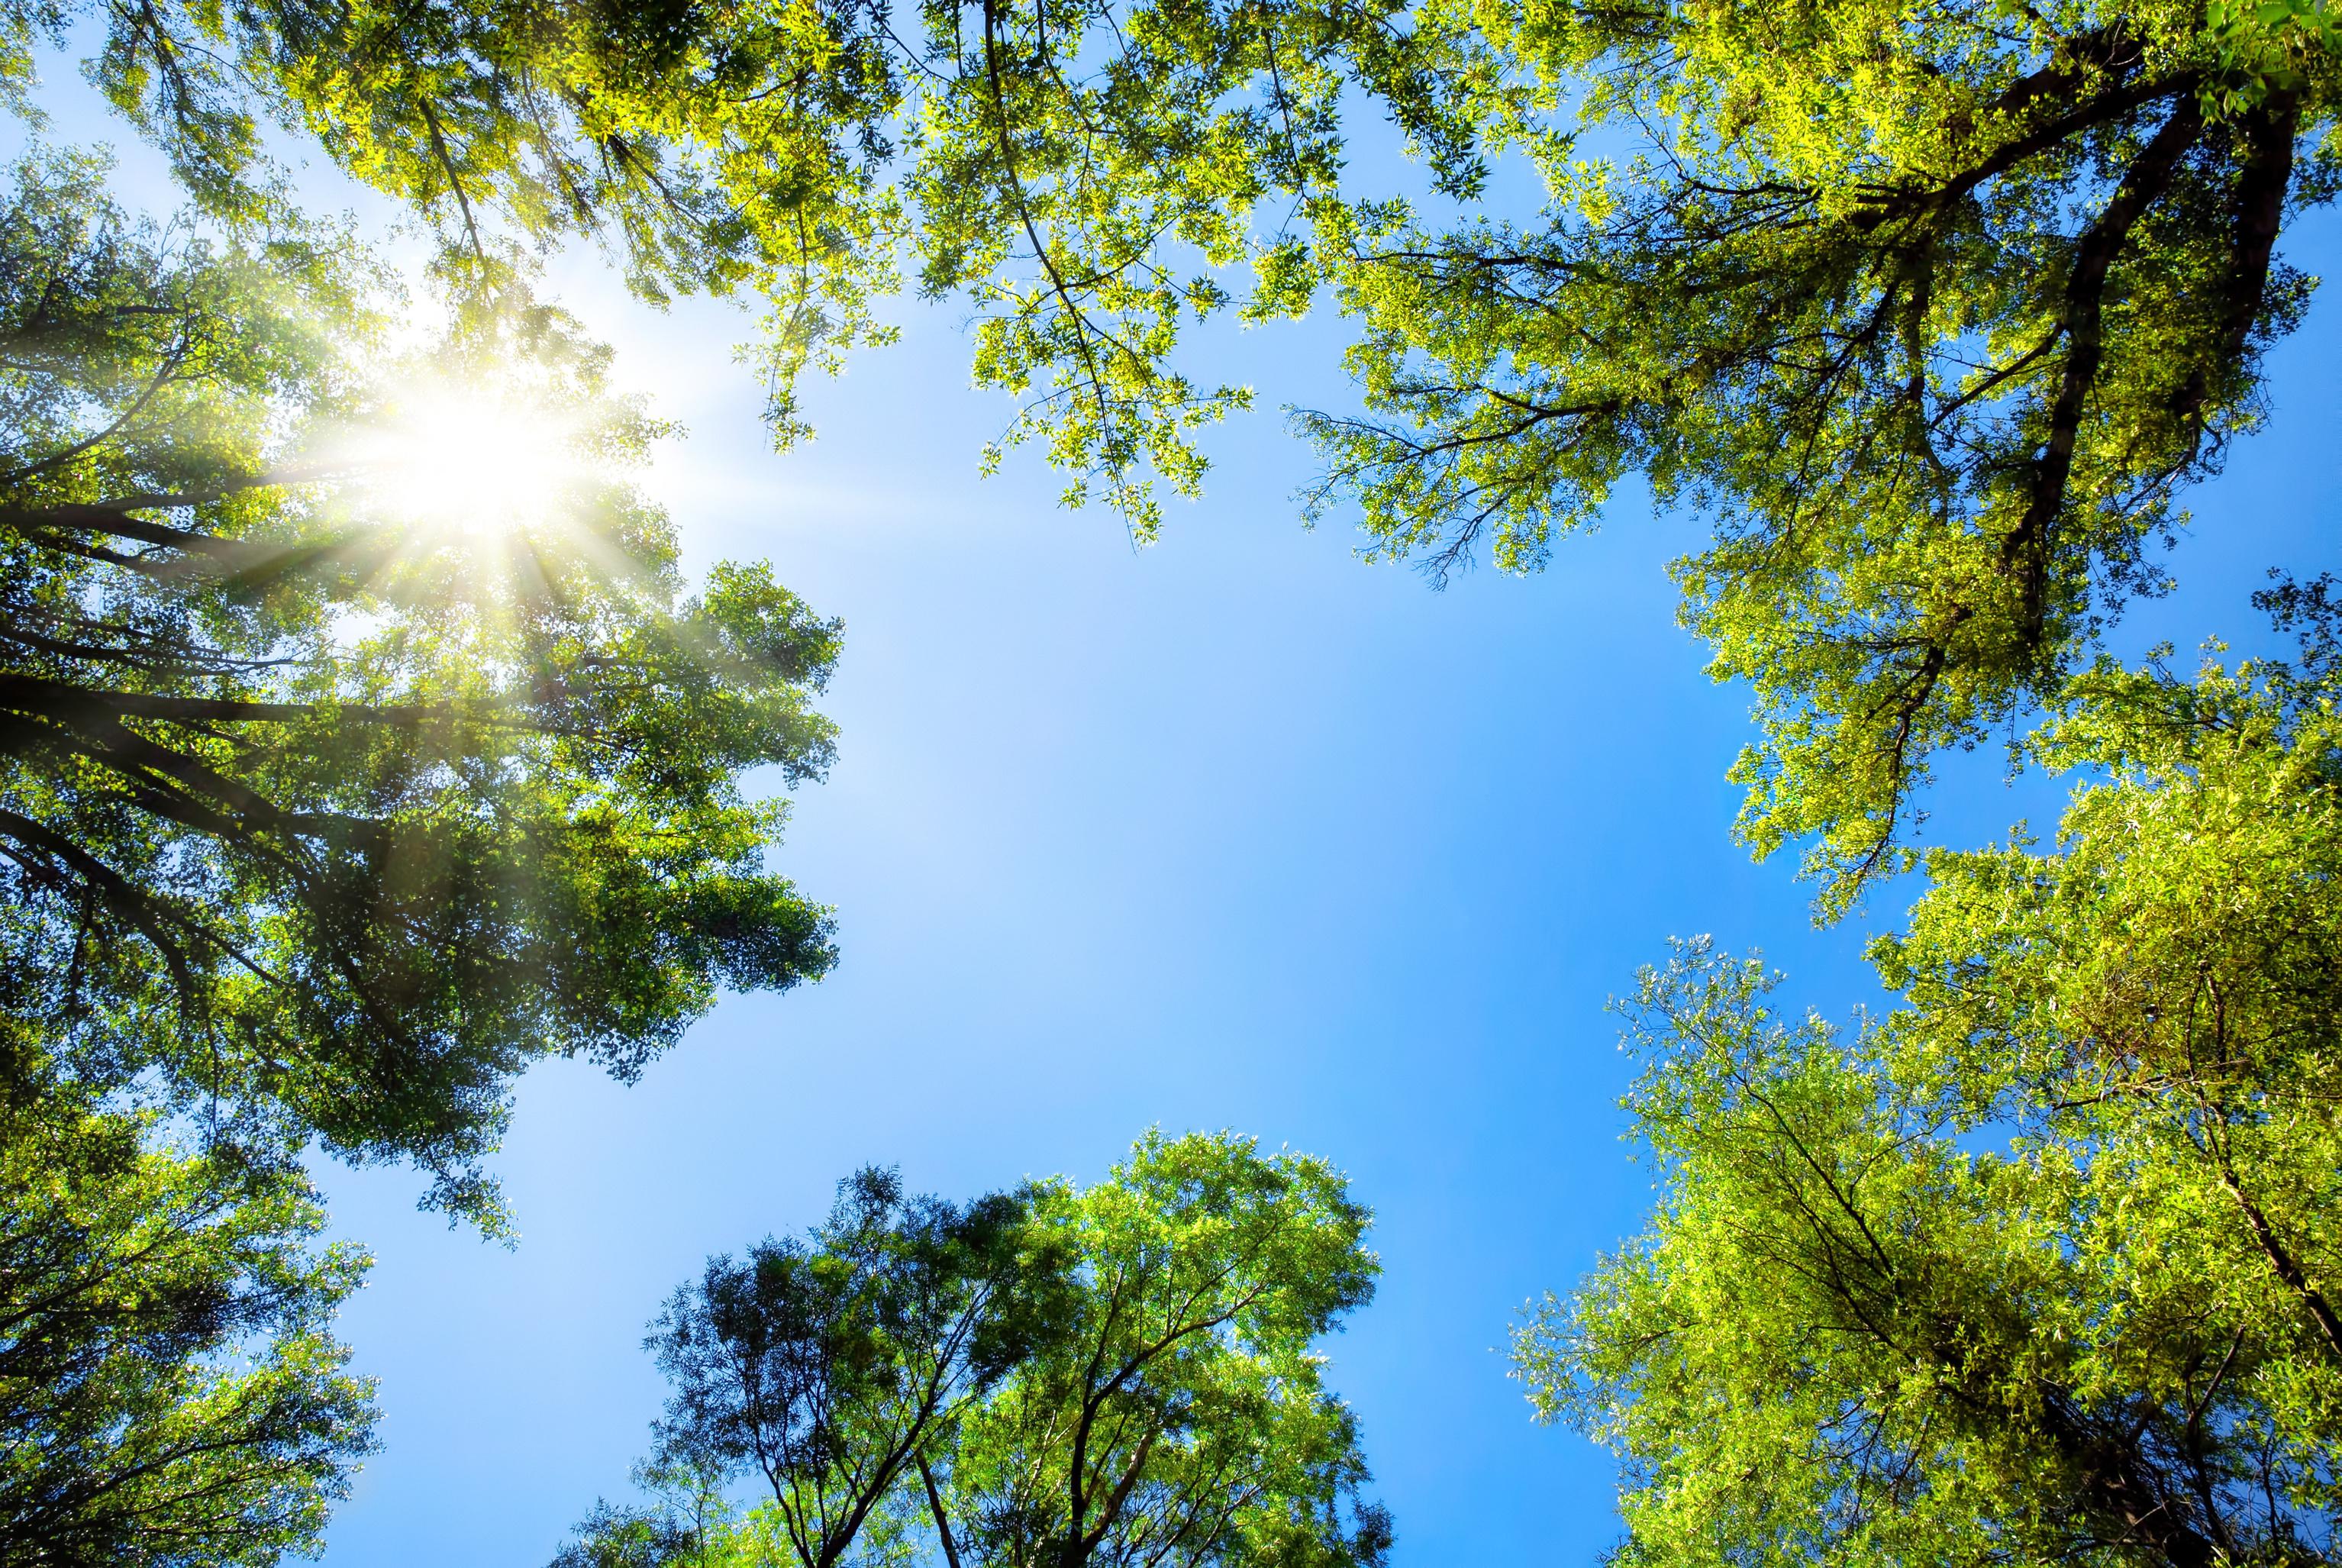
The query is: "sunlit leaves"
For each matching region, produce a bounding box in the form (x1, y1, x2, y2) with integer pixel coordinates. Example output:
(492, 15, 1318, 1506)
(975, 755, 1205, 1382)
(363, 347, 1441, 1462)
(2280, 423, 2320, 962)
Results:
(16, 0, 2337, 892)
(1308, 0, 2338, 908)
(563, 1131, 1389, 1568)
(6, 0, 1496, 536)
(1526, 639, 2342, 1564)
(0, 153, 840, 1227)
(0, 1078, 376, 1566)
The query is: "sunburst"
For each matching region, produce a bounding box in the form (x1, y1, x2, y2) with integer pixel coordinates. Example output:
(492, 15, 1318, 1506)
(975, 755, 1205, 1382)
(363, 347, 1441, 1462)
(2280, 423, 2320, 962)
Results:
(352, 382, 591, 537)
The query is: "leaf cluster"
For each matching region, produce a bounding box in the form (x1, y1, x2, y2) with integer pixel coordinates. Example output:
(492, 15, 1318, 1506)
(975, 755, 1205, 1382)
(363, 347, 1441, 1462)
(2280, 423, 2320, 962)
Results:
(0, 145, 844, 1226)
(560, 1131, 1389, 1568)
(1527, 627, 2342, 1563)
(0, 1067, 376, 1568)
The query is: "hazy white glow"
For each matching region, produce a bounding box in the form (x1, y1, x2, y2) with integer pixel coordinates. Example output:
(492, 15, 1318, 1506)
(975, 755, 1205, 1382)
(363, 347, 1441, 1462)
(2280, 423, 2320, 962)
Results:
(360, 387, 585, 534)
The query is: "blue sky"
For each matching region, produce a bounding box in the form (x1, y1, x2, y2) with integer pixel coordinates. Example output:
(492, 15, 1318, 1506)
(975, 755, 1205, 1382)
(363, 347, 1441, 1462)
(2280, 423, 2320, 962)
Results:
(25, 54, 2342, 1567)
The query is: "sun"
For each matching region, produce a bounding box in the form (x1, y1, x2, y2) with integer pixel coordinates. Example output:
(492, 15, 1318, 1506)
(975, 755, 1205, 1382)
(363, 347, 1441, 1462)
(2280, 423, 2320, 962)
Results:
(353, 384, 589, 536)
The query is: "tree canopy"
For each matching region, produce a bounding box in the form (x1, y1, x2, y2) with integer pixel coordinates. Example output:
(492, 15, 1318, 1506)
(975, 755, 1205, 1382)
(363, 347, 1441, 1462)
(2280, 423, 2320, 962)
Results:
(1522, 613, 2342, 1564)
(1, 0, 1482, 522)
(4, 0, 2340, 1560)
(0, 1069, 375, 1568)
(10, 0, 2335, 899)
(1321, 0, 2342, 904)
(2, 144, 841, 1226)
(556, 1131, 1389, 1568)
(0, 33, 860, 1552)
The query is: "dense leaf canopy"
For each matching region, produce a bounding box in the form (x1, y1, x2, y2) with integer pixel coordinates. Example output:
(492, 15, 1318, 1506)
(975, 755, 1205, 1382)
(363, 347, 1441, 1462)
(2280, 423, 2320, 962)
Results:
(558, 1131, 1389, 1568)
(0, 1073, 375, 1568)
(1, 147, 840, 1224)
(11, 0, 2335, 896)
(1524, 621, 2342, 1565)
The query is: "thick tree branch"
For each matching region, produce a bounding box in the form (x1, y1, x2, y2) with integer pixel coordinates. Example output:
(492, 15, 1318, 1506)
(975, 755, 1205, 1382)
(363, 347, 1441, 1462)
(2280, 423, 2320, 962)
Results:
(2002, 96, 2204, 646)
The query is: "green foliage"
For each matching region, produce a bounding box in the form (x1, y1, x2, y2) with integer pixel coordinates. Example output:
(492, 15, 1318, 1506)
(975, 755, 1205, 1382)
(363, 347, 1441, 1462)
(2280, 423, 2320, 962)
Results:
(16, 0, 2334, 895)
(0, 1072, 376, 1567)
(939, 1130, 1383, 1568)
(550, 1467, 729, 1568)
(1312, 0, 2341, 906)
(642, 1164, 1043, 1567)
(0, 147, 840, 1226)
(3, 0, 1488, 539)
(15, 0, 2342, 1554)
(1525, 627, 2342, 1563)
(560, 1131, 1389, 1568)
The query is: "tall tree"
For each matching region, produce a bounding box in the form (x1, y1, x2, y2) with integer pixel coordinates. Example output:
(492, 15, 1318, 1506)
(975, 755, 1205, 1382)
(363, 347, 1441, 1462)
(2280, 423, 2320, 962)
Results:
(1523, 616, 2342, 1564)
(0, 1060, 376, 1568)
(1, 147, 840, 1225)
(557, 1131, 1389, 1568)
